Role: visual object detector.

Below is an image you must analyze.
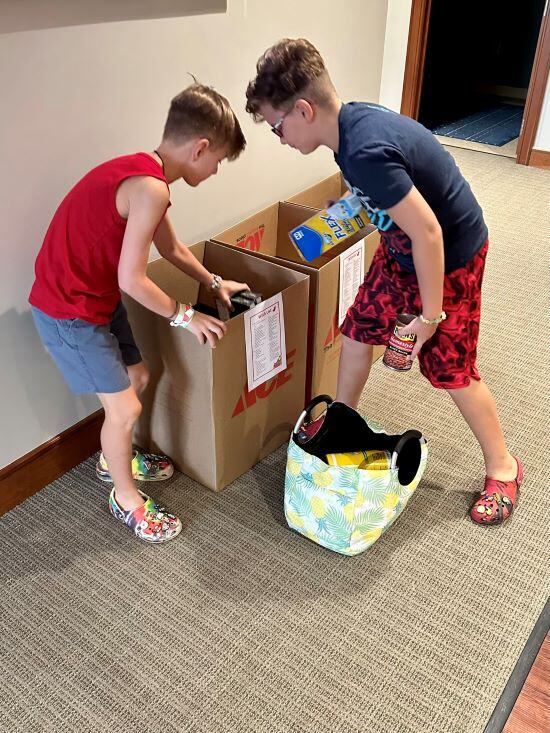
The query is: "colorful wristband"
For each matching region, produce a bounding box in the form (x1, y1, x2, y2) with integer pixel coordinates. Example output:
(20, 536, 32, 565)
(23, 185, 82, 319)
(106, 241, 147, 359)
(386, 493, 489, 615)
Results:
(169, 302, 195, 328)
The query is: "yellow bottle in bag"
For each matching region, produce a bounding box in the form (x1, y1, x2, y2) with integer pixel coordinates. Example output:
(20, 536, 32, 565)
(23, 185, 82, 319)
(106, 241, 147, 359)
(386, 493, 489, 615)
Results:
(326, 449, 392, 470)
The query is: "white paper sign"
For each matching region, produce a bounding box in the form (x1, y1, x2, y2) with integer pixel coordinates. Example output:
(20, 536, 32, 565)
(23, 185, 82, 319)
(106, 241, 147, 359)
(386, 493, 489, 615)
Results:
(338, 239, 365, 325)
(244, 293, 287, 392)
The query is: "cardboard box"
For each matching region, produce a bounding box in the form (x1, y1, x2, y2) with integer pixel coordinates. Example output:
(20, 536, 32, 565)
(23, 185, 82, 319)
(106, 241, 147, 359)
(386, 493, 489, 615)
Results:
(213, 202, 383, 403)
(124, 241, 309, 492)
(286, 172, 348, 209)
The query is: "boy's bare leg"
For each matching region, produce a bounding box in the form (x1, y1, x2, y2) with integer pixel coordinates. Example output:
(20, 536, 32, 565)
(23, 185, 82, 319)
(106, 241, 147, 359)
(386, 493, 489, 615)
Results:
(335, 335, 373, 408)
(127, 361, 149, 400)
(98, 386, 144, 511)
(446, 379, 517, 480)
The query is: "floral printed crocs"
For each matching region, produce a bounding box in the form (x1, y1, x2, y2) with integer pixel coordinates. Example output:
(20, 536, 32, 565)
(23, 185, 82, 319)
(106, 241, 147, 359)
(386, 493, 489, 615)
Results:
(96, 449, 174, 483)
(108, 489, 182, 543)
(469, 456, 523, 527)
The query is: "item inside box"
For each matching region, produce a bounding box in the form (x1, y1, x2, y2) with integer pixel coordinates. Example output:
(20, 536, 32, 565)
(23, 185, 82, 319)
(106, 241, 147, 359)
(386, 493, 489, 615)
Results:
(193, 302, 219, 318)
(193, 291, 262, 321)
(278, 235, 364, 268)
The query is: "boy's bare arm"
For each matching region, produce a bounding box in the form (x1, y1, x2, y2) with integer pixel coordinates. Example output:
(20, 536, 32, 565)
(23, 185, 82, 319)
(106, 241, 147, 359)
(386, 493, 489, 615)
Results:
(387, 186, 444, 359)
(387, 186, 444, 320)
(154, 214, 214, 287)
(154, 212, 250, 307)
(118, 178, 177, 318)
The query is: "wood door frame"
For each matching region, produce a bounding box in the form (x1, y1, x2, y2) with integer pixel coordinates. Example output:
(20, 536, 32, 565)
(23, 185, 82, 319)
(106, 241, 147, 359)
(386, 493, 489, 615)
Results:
(400, 0, 550, 166)
(400, 0, 432, 121)
(517, 3, 550, 164)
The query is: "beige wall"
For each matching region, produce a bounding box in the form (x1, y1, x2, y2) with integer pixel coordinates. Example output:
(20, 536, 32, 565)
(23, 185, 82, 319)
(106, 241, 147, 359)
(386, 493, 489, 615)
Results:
(0, 0, 388, 469)
(535, 79, 550, 151)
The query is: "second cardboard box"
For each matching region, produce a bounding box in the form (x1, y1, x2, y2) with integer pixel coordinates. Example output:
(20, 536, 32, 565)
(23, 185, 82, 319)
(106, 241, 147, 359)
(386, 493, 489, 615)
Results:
(213, 200, 382, 402)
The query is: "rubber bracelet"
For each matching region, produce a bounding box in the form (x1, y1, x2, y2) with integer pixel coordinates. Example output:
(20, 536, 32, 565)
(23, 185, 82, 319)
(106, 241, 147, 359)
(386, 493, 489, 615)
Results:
(169, 303, 195, 328)
(169, 300, 180, 320)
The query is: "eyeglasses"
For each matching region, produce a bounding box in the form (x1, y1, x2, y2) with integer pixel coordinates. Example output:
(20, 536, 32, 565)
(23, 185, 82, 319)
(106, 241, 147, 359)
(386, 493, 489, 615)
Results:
(271, 108, 292, 138)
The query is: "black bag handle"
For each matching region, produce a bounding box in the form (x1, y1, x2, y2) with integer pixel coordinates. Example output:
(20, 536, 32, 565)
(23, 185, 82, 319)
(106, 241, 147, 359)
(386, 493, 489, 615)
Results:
(391, 430, 423, 486)
(293, 396, 424, 484)
(293, 395, 333, 436)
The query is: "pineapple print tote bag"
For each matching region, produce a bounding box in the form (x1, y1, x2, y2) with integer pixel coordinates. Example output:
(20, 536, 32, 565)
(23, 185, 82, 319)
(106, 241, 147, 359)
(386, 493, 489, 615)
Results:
(284, 396, 428, 556)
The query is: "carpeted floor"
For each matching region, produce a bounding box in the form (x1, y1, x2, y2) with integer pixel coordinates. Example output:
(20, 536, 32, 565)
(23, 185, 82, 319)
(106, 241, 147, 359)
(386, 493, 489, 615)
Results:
(1, 148, 549, 733)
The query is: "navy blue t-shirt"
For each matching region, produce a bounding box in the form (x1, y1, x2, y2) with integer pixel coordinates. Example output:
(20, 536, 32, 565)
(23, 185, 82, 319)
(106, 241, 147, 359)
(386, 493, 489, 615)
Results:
(334, 102, 488, 273)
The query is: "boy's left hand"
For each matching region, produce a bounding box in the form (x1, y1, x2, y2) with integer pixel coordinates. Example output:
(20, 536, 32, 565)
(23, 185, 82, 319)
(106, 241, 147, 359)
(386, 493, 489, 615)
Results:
(397, 317, 438, 362)
(217, 280, 250, 308)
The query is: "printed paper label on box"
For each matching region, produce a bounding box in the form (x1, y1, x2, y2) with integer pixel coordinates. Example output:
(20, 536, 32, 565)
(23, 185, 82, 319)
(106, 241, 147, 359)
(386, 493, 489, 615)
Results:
(244, 293, 287, 392)
(338, 239, 365, 325)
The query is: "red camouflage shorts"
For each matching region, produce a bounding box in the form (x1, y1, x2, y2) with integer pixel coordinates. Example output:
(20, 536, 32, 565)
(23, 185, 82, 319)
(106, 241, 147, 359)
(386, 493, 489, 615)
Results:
(340, 239, 489, 389)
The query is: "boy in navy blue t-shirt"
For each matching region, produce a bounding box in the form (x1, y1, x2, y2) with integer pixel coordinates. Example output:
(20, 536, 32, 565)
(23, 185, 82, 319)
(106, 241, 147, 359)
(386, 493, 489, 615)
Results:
(245, 38, 522, 526)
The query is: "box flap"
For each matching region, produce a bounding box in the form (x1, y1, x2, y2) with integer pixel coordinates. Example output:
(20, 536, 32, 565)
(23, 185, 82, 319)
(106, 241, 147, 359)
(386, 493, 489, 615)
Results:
(213, 203, 279, 256)
(202, 240, 308, 299)
(147, 242, 206, 304)
(285, 173, 348, 208)
(274, 202, 319, 265)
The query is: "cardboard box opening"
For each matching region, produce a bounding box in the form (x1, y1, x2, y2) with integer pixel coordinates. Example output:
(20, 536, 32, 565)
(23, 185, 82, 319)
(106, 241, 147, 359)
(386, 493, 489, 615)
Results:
(214, 201, 368, 271)
(148, 240, 301, 317)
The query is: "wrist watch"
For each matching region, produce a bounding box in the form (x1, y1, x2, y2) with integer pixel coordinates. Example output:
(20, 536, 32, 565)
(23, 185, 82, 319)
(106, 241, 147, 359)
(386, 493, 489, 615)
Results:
(209, 274, 222, 291)
(419, 311, 447, 326)
(169, 301, 195, 328)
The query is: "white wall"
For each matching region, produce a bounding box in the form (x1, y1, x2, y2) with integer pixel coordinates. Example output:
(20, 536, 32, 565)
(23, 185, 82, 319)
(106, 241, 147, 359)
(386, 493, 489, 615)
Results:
(378, 0, 412, 111)
(0, 0, 388, 469)
(534, 78, 550, 151)
(379, 0, 550, 151)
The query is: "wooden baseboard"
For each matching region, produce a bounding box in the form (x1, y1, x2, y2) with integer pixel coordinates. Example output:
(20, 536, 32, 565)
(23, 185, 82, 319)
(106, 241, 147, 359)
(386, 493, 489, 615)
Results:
(530, 149, 550, 168)
(0, 410, 104, 517)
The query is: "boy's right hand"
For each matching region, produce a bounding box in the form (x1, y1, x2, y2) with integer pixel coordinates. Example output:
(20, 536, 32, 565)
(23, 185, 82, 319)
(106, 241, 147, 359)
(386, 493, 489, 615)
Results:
(187, 312, 227, 348)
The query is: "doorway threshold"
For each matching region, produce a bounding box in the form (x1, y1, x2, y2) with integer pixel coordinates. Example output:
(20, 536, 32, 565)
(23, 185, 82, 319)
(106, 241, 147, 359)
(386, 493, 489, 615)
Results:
(435, 135, 518, 159)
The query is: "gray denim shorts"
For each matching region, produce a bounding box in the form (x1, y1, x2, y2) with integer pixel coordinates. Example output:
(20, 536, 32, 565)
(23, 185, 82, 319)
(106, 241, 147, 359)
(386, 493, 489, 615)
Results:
(31, 302, 142, 394)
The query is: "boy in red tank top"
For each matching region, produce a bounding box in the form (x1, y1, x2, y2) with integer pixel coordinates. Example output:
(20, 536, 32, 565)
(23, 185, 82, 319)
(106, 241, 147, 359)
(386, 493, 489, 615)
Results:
(29, 85, 248, 543)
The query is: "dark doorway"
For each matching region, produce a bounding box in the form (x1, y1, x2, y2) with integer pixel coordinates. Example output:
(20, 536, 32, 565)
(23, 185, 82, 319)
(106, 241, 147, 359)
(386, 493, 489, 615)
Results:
(417, 0, 546, 149)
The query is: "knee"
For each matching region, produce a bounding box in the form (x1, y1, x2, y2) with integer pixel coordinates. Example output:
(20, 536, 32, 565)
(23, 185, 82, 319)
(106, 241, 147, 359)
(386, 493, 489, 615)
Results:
(108, 393, 142, 430)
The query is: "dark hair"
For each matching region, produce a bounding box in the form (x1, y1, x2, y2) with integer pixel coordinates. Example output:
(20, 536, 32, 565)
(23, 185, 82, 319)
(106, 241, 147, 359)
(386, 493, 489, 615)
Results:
(163, 84, 246, 160)
(246, 38, 332, 121)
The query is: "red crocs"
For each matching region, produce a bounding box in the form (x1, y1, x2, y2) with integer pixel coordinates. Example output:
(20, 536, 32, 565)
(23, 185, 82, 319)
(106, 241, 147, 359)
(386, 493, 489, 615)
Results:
(469, 457, 523, 526)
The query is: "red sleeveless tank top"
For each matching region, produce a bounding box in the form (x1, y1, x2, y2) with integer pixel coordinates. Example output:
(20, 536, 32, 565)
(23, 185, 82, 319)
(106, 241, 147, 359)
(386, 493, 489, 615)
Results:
(29, 153, 169, 324)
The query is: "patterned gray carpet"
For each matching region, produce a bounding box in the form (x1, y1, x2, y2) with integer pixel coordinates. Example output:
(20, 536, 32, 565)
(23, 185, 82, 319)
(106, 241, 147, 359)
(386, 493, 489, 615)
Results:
(1, 148, 549, 733)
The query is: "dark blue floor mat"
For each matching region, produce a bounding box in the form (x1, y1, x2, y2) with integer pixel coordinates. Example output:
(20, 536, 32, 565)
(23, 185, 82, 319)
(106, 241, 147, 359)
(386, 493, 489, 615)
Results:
(431, 104, 523, 146)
